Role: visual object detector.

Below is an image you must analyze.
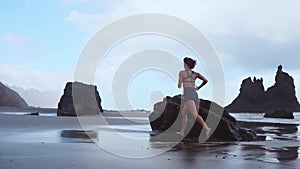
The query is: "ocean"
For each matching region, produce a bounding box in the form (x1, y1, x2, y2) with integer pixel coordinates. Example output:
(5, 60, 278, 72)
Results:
(230, 112, 300, 125)
(0, 111, 57, 117)
(1, 111, 300, 125)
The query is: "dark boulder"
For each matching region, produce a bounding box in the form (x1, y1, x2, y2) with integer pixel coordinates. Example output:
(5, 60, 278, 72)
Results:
(264, 111, 294, 119)
(57, 82, 103, 116)
(149, 95, 257, 141)
(25, 112, 39, 116)
(0, 82, 28, 108)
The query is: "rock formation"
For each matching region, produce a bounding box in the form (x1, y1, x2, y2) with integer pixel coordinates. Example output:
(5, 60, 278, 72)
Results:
(57, 82, 103, 116)
(226, 77, 266, 112)
(0, 82, 28, 108)
(149, 95, 257, 141)
(265, 65, 300, 112)
(226, 65, 300, 117)
(264, 110, 294, 119)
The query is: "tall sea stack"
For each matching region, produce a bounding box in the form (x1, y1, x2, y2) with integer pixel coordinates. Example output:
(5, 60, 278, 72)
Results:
(226, 77, 266, 112)
(57, 82, 103, 116)
(265, 65, 300, 112)
(226, 65, 300, 113)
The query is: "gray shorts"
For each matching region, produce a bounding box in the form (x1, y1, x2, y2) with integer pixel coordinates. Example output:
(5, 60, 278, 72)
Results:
(183, 87, 198, 103)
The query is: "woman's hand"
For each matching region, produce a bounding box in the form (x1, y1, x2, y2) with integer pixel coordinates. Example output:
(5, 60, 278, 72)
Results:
(178, 83, 182, 88)
(195, 72, 208, 90)
(178, 71, 182, 88)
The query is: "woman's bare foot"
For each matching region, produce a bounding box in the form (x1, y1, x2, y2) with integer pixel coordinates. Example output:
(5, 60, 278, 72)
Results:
(205, 127, 212, 140)
(176, 132, 184, 136)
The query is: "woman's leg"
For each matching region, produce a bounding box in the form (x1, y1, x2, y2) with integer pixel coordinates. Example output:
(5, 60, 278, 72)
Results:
(176, 103, 188, 136)
(186, 100, 211, 139)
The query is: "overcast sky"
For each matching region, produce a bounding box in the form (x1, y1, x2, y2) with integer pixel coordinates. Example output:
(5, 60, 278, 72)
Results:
(1, 0, 300, 110)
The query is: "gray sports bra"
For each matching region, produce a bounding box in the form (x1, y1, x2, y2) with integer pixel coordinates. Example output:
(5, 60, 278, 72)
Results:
(182, 70, 195, 82)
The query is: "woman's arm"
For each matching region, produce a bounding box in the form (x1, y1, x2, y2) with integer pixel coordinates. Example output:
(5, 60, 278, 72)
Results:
(178, 71, 182, 88)
(195, 72, 208, 90)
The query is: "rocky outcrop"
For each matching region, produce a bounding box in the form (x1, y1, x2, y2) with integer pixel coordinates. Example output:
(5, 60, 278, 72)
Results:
(57, 82, 103, 116)
(264, 111, 294, 119)
(226, 65, 300, 115)
(265, 65, 300, 112)
(149, 95, 257, 141)
(226, 77, 266, 112)
(0, 82, 28, 108)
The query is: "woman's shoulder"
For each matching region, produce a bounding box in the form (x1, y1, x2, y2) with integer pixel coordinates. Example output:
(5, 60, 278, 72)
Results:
(179, 70, 186, 74)
(191, 70, 199, 74)
(192, 71, 201, 77)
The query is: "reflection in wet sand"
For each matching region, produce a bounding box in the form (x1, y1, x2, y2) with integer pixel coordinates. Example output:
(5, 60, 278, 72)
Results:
(60, 130, 98, 143)
(156, 122, 300, 164)
(240, 145, 299, 163)
(277, 147, 298, 162)
(234, 122, 299, 163)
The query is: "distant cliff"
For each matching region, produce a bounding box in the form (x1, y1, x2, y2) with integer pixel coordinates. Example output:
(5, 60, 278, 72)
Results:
(226, 65, 300, 113)
(0, 82, 28, 108)
(10, 86, 60, 108)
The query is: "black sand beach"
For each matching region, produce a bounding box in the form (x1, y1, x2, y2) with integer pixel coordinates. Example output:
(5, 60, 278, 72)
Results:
(1, 112, 300, 169)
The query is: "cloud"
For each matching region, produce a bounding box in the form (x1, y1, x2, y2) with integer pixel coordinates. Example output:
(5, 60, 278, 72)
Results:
(2, 32, 28, 46)
(65, 10, 106, 33)
(64, 0, 300, 74)
(0, 62, 71, 92)
(64, 0, 300, 108)
(288, 70, 300, 102)
(218, 52, 237, 64)
(65, 0, 300, 44)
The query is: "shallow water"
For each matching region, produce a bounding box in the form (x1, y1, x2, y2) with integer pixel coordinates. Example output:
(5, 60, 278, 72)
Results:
(230, 112, 300, 124)
(1, 112, 300, 165)
(2, 122, 300, 164)
(0, 111, 56, 117)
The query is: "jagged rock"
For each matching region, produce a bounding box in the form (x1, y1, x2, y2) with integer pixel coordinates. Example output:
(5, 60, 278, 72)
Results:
(226, 77, 265, 112)
(264, 110, 294, 119)
(0, 82, 28, 108)
(226, 65, 300, 116)
(265, 65, 300, 112)
(57, 82, 103, 116)
(149, 95, 257, 141)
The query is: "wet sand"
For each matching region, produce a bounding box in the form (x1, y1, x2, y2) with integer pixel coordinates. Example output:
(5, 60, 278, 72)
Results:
(0, 113, 300, 169)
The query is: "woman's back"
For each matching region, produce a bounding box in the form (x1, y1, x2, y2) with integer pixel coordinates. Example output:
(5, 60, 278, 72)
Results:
(180, 70, 196, 88)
